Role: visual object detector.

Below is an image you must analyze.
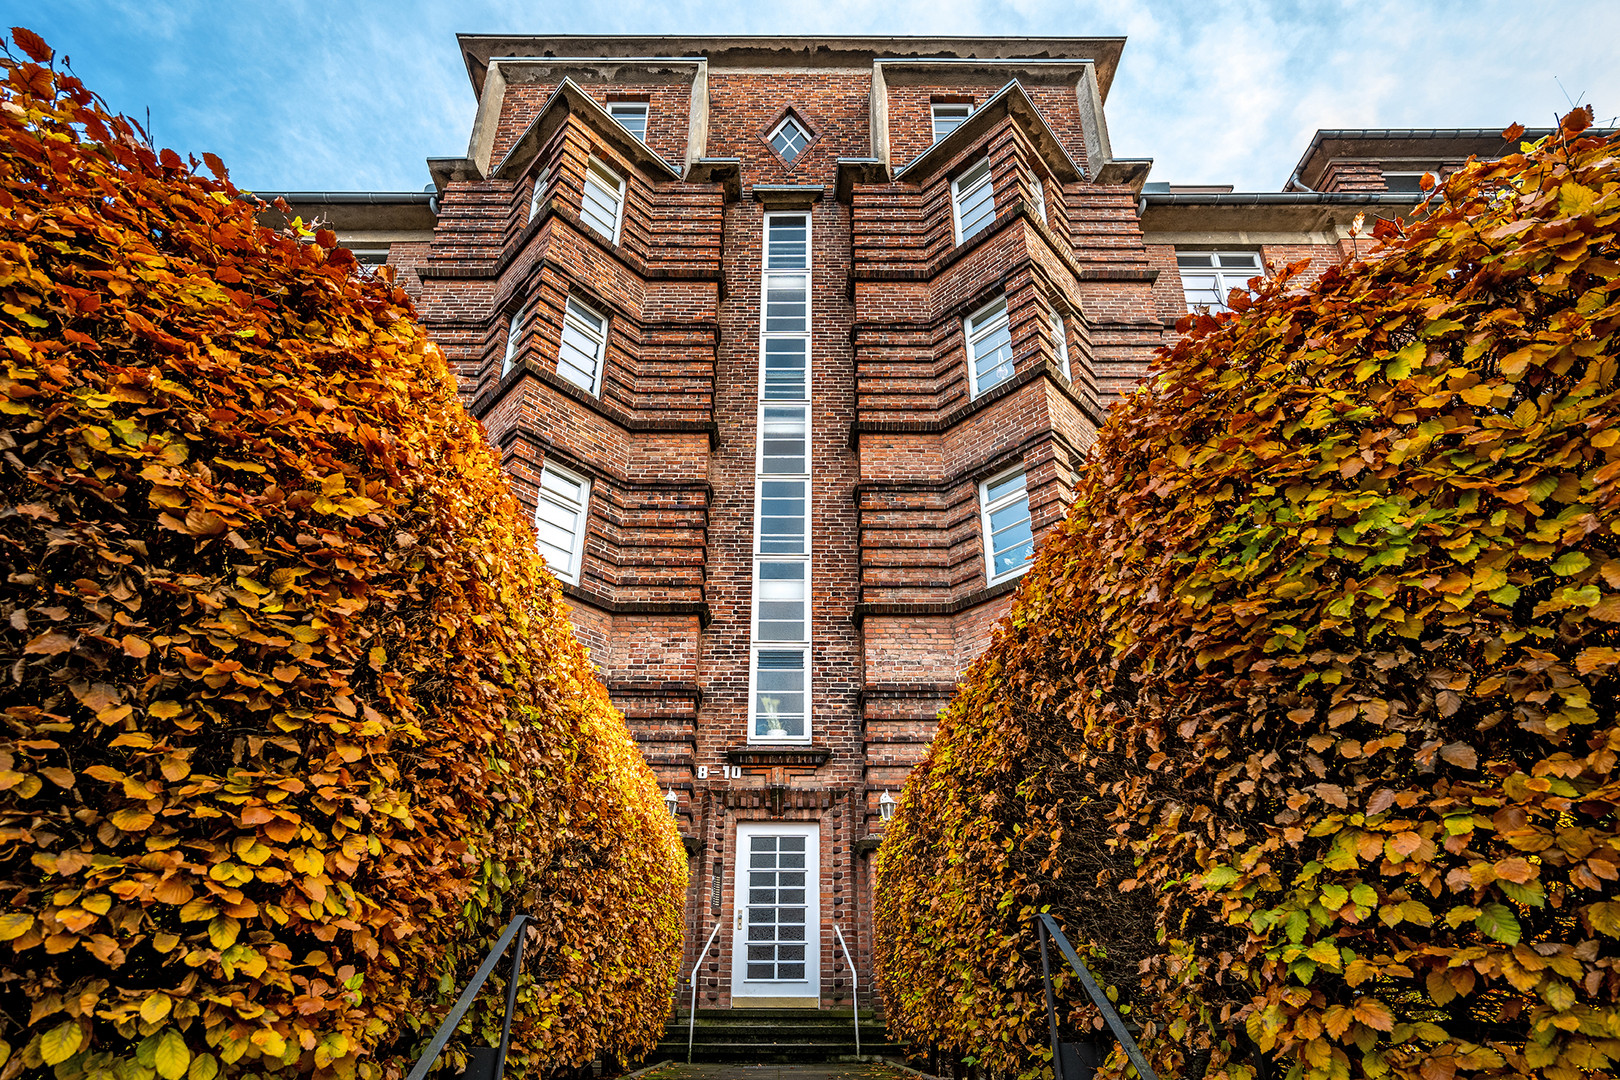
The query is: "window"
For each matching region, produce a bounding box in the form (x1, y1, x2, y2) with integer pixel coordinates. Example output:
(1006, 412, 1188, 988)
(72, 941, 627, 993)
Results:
(349, 245, 390, 268)
(752, 211, 813, 743)
(768, 115, 811, 164)
(608, 102, 649, 142)
(1176, 251, 1263, 312)
(1050, 311, 1070, 380)
(528, 167, 549, 222)
(980, 468, 1034, 583)
(1383, 171, 1430, 192)
(581, 157, 625, 244)
(557, 296, 608, 394)
(501, 305, 526, 377)
(932, 103, 973, 142)
(965, 296, 1014, 397)
(535, 465, 590, 584)
(1029, 172, 1047, 223)
(951, 158, 996, 245)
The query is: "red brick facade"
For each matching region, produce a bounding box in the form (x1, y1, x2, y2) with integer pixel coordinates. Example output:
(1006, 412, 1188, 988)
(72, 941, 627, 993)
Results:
(298, 36, 1483, 1015)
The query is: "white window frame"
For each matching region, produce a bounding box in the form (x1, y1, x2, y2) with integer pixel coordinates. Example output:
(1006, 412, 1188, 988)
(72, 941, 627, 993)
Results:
(1175, 250, 1264, 312)
(1050, 310, 1070, 380)
(608, 102, 649, 142)
(528, 166, 549, 223)
(501, 304, 526, 377)
(767, 114, 812, 164)
(750, 210, 814, 745)
(534, 463, 591, 585)
(979, 466, 1035, 585)
(1029, 171, 1047, 224)
(581, 156, 626, 245)
(931, 102, 973, 142)
(557, 295, 608, 395)
(950, 157, 996, 246)
(964, 294, 1014, 398)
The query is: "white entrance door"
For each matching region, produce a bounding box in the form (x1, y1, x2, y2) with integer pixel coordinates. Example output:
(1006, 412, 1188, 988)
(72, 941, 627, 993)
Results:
(731, 822, 820, 1002)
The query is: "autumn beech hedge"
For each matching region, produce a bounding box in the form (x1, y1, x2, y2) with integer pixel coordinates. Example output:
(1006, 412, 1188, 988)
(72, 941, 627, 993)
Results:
(876, 109, 1620, 1080)
(0, 31, 686, 1080)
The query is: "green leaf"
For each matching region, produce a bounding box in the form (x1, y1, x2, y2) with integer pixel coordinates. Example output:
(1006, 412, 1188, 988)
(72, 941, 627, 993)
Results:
(1476, 903, 1522, 944)
(40, 1021, 83, 1067)
(1384, 341, 1425, 380)
(1552, 552, 1591, 576)
(154, 1030, 191, 1080)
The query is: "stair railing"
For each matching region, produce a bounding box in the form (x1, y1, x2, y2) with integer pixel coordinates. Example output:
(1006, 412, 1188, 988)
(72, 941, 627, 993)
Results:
(686, 918, 725, 1063)
(832, 923, 860, 1057)
(406, 913, 529, 1080)
(1035, 913, 1159, 1080)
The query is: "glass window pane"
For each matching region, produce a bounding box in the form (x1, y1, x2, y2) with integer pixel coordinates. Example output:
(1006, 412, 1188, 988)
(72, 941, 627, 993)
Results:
(779, 837, 805, 851)
(762, 406, 807, 473)
(765, 275, 808, 333)
(1218, 252, 1261, 270)
(609, 104, 648, 142)
(778, 853, 805, 869)
(954, 160, 996, 242)
(767, 214, 809, 269)
(747, 963, 774, 979)
(748, 925, 773, 941)
(778, 963, 805, 980)
(778, 923, 805, 941)
(748, 945, 775, 962)
(764, 339, 807, 399)
(778, 945, 805, 961)
(985, 470, 1026, 504)
(750, 907, 776, 924)
(770, 117, 811, 162)
(1176, 253, 1213, 268)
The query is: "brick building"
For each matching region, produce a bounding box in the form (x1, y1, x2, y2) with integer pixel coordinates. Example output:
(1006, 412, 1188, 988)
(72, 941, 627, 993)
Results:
(268, 37, 1546, 1013)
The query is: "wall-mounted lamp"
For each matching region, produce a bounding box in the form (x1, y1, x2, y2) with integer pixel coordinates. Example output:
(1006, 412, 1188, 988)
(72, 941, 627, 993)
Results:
(665, 789, 679, 818)
(879, 790, 896, 821)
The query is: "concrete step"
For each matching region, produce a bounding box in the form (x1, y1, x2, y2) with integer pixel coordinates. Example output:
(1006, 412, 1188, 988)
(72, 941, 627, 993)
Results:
(651, 1041, 908, 1064)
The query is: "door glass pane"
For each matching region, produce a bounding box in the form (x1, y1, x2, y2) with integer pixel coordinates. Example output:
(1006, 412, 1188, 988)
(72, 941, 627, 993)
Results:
(741, 833, 814, 982)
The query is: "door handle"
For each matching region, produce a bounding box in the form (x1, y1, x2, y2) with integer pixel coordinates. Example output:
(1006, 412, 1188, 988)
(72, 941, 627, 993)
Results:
(736, 911, 742, 930)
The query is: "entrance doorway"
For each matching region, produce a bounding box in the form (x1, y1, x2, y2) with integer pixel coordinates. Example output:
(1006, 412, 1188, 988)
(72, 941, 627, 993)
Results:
(731, 822, 819, 1005)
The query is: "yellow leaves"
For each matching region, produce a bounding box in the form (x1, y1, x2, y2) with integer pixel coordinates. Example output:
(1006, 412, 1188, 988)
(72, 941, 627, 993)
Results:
(39, 1021, 82, 1066)
(139, 992, 172, 1024)
(1575, 646, 1620, 673)
(207, 915, 240, 949)
(108, 808, 155, 832)
(0, 913, 34, 940)
(154, 1029, 191, 1080)
(1351, 997, 1394, 1032)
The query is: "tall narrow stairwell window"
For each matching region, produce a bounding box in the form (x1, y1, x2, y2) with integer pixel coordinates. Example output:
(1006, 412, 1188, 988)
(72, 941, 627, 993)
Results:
(980, 467, 1034, 583)
(751, 210, 814, 743)
(951, 158, 996, 245)
(535, 464, 590, 584)
(581, 157, 625, 244)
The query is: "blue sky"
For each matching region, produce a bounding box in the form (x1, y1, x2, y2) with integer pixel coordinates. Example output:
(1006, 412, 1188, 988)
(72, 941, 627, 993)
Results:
(10, 0, 1619, 194)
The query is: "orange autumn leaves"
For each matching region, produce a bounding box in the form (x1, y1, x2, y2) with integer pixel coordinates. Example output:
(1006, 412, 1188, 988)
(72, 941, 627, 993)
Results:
(0, 29, 685, 1080)
(876, 110, 1620, 1080)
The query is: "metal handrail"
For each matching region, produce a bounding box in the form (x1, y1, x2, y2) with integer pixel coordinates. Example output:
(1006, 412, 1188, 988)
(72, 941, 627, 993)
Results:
(833, 924, 860, 1057)
(406, 913, 530, 1080)
(1036, 913, 1159, 1080)
(686, 919, 725, 1063)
